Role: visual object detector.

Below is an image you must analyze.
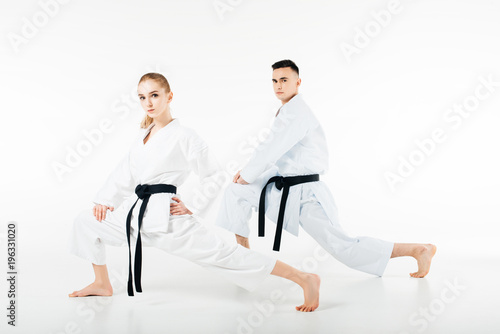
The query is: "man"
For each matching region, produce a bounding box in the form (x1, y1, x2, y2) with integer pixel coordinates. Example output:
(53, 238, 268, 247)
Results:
(215, 59, 436, 278)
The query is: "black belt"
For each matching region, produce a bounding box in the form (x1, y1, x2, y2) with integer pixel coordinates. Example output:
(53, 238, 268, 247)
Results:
(258, 174, 319, 251)
(126, 183, 176, 296)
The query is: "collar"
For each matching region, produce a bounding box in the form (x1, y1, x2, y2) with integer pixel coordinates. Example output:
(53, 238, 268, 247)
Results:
(276, 93, 302, 116)
(143, 118, 179, 140)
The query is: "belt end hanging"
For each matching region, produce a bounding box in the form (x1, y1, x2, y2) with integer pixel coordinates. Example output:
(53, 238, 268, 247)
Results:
(127, 280, 134, 296)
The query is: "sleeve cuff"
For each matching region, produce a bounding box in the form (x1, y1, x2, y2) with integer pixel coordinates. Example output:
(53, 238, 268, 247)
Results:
(239, 168, 257, 184)
(92, 199, 116, 208)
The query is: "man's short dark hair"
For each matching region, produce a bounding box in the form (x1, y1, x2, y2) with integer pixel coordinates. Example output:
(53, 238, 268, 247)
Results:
(272, 59, 299, 76)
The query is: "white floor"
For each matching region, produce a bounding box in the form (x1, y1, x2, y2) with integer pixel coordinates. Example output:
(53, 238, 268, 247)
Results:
(2, 241, 499, 334)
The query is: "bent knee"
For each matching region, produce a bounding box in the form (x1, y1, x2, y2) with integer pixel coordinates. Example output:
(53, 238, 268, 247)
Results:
(74, 209, 98, 227)
(224, 182, 256, 199)
(226, 182, 242, 194)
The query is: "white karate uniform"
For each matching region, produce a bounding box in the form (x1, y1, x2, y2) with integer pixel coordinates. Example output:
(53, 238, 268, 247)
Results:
(215, 94, 394, 276)
(67, 119, 276, 292)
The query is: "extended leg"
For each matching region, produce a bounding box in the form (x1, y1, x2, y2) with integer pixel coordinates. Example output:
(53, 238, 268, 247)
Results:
(300, 193, 436, 277)
(299, 196, 395, 277)
(155, 215, 320, 311)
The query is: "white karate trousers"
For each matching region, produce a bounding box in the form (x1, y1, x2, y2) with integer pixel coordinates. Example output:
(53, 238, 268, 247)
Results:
(215, 180, 394, 277)
(67, 204, 277, 292)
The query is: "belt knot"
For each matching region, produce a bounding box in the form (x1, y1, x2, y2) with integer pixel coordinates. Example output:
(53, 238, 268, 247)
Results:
(274, 176, 285, 190)
(135, 184, 148, 199)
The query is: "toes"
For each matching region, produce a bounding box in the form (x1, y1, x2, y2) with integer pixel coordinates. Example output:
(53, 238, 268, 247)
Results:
(296, 304, 315, 312)
(410, 271, 426, 278)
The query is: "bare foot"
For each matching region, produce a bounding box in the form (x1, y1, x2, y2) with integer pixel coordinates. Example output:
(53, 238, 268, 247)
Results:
(410, 244, 437, 278)
(235, 234, 250, 249)
(295, 273, 321, 312)
(68, 281, 113, 297)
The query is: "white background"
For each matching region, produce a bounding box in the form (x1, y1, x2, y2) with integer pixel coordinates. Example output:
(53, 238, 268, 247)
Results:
(1, 0, 499, 333)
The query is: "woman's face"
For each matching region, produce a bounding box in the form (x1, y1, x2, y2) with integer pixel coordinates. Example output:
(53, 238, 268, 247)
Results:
(137, 79, 173, 119)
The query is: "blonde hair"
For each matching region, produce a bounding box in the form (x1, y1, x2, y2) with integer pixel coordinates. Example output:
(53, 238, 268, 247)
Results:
(138, 73, 172, 129)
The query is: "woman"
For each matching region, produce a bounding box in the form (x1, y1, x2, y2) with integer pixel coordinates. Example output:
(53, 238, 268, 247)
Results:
(67, 72, 320, 312)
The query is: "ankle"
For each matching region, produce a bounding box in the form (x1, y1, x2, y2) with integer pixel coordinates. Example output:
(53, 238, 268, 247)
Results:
(294, 271, 310, 287)
(411, 244, 428, 258)
(94, 279, 111, 287)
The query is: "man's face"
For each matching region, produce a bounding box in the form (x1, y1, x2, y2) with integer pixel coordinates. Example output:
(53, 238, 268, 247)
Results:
(272, 67, 301, 104)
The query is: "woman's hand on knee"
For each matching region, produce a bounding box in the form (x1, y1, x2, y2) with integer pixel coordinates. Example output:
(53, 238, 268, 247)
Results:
(233, 170, 248, 185)
(93, 204, 114, 222)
